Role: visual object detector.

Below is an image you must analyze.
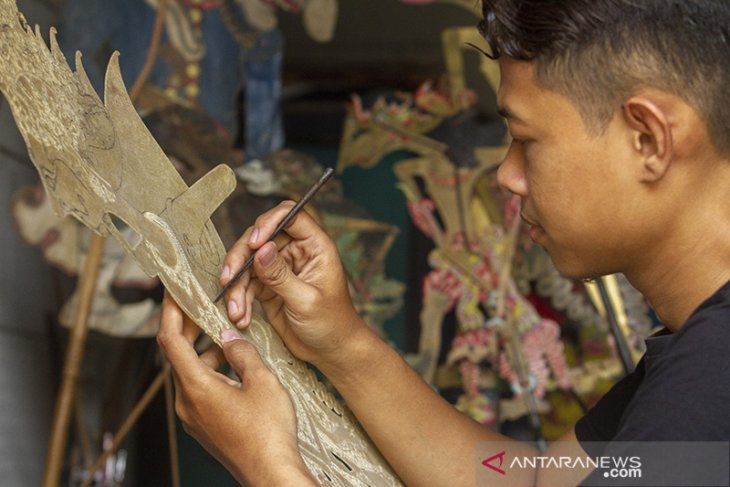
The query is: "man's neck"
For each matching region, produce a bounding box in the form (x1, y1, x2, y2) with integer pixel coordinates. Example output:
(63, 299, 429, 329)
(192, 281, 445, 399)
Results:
(629, 253, 729, 332)
(625, 181, 730, 331)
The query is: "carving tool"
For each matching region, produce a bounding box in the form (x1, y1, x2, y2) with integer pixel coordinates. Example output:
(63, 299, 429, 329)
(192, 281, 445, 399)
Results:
(213, 167, 335, 303)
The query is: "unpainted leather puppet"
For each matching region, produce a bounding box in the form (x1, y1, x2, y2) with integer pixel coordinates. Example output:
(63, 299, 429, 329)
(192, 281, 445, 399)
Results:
(0, 2, 400, 484)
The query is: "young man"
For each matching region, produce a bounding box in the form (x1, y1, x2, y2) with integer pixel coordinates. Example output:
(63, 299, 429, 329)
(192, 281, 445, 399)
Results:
(157, 0, 730, 485)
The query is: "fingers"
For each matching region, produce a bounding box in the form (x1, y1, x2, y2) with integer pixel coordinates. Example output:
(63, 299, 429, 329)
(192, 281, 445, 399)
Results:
(226, 200, 322, 268)
(220, 200, 324, 324)
(221, 225, 255, 284)
(250, 200, 325, 250)
(199, 344, 226, 371)
(181, 308, 201, 345)
(158, 293, 209, 382)
(220, 330, 270, 382)
(248, 201, 297, 250)
(220, 227, 254, 323)
(229, 279, 264, 329)
(240, 282, 257, 327)
(226, 281, 248, 326)
(252, 241, 317, 311)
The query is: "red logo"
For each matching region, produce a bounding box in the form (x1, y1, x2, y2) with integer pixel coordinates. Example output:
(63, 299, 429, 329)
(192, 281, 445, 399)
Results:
(482, 450, 507, 475)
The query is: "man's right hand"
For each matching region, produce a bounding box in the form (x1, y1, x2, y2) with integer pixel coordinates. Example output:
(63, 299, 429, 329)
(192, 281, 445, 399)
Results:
(219, 200, 368, 369)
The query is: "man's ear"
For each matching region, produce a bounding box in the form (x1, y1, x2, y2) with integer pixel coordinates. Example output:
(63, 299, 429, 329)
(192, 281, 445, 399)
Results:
(621, 96, 674, 182)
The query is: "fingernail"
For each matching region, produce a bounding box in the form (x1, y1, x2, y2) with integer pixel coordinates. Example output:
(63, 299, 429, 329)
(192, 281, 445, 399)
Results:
(248, 227, 259, 245)
(236, 318, 248, 328)
(259, 243, 276, 268)
(221, 265, 230, 280)
(227, 300, 238, 315)
(221, 329, 241, 343)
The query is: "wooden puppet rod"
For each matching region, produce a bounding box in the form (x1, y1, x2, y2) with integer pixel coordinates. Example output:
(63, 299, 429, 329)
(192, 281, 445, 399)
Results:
(42, 234, 106, 487)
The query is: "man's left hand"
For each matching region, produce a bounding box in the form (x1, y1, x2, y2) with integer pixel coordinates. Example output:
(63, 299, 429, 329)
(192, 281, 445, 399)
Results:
(157, 293, 316, 486)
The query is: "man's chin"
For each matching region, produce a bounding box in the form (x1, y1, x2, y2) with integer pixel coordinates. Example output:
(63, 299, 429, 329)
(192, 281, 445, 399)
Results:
(546, 251, 605, 281)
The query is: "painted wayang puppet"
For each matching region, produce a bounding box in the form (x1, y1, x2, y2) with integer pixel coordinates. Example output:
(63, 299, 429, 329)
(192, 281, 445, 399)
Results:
(159, 0, 730, 485)
(335, 1, 646, 436)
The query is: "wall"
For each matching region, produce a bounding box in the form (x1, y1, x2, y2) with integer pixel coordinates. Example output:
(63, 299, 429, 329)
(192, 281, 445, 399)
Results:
(0, 1, 58, 484)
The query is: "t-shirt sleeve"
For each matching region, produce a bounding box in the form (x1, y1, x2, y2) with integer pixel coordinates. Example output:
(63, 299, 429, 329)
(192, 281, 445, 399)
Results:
(574, 358, 645, 453)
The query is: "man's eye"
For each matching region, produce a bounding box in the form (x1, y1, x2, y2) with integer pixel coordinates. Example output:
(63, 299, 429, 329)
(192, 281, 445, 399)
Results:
(511, 137, 527, 145)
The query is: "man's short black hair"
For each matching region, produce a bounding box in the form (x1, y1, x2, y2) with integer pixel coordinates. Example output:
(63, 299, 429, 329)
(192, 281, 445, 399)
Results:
(479, 0, 730, 155)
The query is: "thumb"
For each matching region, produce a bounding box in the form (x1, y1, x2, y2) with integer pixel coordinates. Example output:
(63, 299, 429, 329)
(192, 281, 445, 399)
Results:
(220, 329, 267, 379)
(253, 241, 314, 305)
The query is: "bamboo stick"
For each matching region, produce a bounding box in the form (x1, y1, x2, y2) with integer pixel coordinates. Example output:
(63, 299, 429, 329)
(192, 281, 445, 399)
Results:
(42, 234, 106, 487)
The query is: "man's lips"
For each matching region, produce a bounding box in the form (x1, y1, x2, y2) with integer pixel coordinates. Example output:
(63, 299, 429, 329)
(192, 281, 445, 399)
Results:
(520, 212, 539, 227)
(521, 213, 545, 241)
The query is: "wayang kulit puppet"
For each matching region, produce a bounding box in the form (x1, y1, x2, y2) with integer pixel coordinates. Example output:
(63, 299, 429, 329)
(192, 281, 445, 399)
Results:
(13, 0, 345, 342)
(0, 1, 400, 484)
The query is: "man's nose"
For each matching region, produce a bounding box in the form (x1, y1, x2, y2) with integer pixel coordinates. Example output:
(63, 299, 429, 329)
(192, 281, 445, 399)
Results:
(496, 142, 528, 197)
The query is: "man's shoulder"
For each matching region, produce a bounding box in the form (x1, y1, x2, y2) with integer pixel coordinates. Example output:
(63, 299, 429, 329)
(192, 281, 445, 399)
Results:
(614, 297, 730, 441)
(576, 280, 730, 444)
(652, 279, 730, 358)
(683, 279, 730, 332)
(671, 289, 730, 356)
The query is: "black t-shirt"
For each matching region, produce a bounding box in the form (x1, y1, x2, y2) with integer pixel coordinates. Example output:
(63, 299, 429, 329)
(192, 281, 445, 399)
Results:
(574, 280, 730, 485)
(576, 279, 730, 445)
